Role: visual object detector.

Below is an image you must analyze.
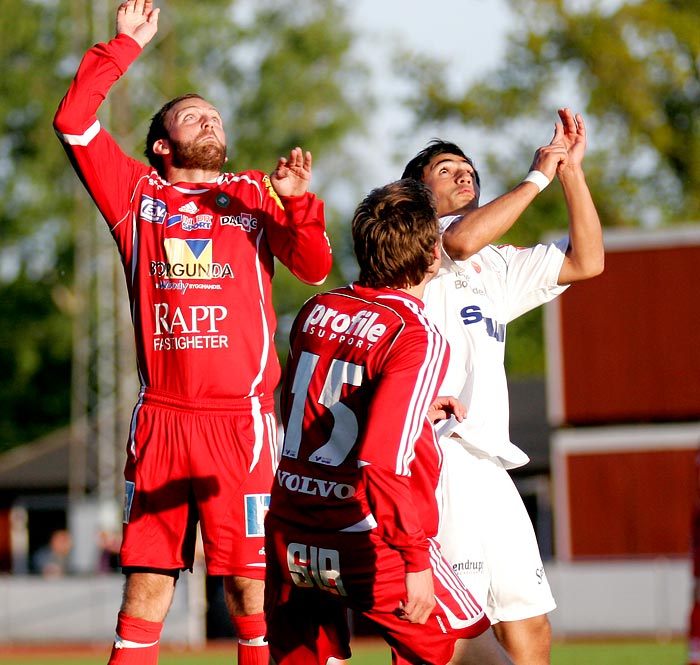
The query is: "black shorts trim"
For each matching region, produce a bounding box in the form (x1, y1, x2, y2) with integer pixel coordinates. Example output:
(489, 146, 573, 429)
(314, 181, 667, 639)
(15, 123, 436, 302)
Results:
(121, 566, 184, 580)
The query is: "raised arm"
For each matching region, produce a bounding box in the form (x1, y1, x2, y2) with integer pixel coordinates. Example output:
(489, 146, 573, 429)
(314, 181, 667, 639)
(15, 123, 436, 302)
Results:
(53, 0, 161, 233)
(555, 109, 605, 284)
(442, 125, 568, 260)
(116, 0, 160, 47)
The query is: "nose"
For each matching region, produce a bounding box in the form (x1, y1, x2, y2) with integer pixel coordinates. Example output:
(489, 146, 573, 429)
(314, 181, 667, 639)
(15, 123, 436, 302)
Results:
(456, 168, 472, 184)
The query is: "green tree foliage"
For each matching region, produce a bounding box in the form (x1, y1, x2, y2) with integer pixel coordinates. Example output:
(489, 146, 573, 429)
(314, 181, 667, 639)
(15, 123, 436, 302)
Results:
(0, 0, 371, 452)
(400, 0, 700, 228)
(0, 0, 78, 448)
(397, 0, 700, 375)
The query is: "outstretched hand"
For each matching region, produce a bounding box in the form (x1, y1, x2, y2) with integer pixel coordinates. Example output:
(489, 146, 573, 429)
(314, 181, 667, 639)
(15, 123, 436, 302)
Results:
(116, 0, 160, 48)
(529, 122, 568, 184)
(557, 107, 587, 170)
(270, 147, 312, 197)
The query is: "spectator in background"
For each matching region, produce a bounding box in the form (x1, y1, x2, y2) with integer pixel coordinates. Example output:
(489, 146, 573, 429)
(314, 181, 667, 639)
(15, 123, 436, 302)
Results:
(34, 529, 73, 578)
(97, 530, 122, 573)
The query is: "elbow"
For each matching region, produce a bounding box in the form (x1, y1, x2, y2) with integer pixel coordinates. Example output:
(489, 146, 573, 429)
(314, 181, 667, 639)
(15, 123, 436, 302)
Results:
(594, 258, 605, 278)
(302, 274, 329, 287)
(53, 98, 68, 132)
(589, 251, 605, 278)
(296, 256, 333, 286)
(442, 236, 481, 262)
(561, 252, 604, 285)
(53, 109, 72, 138)
(447, 247, 475, 261)
(579, 254, 605, 281)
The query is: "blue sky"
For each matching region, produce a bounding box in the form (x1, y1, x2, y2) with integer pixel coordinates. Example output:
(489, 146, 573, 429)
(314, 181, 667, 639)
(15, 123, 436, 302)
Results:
(348, 0, 514, 196)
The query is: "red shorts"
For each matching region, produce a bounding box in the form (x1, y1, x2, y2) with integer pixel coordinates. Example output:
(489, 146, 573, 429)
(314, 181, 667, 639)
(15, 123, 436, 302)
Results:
(120, 388, 277, 578)
(264, 513, 489, 665)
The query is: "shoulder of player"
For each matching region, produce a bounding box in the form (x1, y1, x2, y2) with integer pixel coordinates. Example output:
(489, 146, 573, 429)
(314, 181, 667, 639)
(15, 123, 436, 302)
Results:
(298, 287, 424, 336)
(480, 242, 534, 271)
(447, 244, 506, 273)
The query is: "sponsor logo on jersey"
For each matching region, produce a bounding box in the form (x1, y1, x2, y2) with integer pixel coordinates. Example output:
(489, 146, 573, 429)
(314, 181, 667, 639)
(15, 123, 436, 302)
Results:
(245, 494, 270, 537)
(263, 174, 284, 210)
(301, 304, 387, 349)
(220, 212, 258, 231)
(150, 238, 234, 280)
(140, 195, 167, 223)
(179, 201, 199, 214)
(275, 470, 356, 500)
(147, 172, 167, 189)
(216, 193, 230, 207)
(536, 566, 546, 584)
(151, 302, 230, 351)
(454, 279, 486, 296)
(153, 303, 227, 334)
(166, 213, 213, 231)
(460, 305, 505, 342)
(154, 280, 223, 294)
(452, 559, 484, 575)
(452, 271, 486, 295)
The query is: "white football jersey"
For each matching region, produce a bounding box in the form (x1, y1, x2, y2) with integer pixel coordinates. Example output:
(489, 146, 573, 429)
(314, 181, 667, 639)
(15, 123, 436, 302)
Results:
(424, 216, 569, 468)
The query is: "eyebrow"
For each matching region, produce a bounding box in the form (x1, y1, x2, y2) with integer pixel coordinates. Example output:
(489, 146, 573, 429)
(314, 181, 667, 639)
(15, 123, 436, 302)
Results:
(430, 157, 471, 172)
(173, 105, 221, 118)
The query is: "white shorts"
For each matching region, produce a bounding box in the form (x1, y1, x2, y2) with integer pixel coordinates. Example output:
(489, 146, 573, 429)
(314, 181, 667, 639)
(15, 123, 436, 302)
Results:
(436, 436, 556, 623)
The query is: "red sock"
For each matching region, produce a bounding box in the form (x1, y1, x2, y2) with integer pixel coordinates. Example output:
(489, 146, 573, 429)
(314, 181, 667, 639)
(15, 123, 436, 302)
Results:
(231, 613, 269, 665)
(108, 611, 163, 664)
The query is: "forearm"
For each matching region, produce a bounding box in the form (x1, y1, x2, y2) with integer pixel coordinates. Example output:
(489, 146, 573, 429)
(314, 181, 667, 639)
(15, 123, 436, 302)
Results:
(442, 182, 539, 260)
(558, 166, 604, 284)
(54, 35, 142, 134)
(274, 193, 332, 285)
(362, 465, 431, 572)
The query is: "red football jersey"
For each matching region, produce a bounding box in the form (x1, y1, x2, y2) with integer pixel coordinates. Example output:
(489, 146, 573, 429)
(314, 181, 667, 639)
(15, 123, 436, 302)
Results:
(54, 34, 332, 401)
(272, 284, 448, 571)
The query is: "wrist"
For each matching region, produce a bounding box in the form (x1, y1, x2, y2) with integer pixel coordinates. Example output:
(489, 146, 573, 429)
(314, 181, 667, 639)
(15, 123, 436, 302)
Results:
(522, 170, 550, 193)
(557, 163, 586, 184)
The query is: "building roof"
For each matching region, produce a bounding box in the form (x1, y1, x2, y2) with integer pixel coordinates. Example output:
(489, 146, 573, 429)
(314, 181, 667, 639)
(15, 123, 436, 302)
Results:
(0, 427, 71, 491)
(0, 379, 553, 493)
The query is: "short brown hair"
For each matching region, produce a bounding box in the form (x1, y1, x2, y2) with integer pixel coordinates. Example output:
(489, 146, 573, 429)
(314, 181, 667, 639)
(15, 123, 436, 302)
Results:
(144, 93, 204, 177)
(352, 179, 439, 289)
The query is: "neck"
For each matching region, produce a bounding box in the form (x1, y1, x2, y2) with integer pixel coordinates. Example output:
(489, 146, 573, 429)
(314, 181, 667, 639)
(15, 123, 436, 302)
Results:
(400, 283, 426, 300)
(164, 166, 221, 184)
(443, 199, 479, 217)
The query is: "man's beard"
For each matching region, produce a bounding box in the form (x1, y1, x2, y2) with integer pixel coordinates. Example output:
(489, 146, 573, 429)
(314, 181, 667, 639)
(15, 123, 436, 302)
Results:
(170, 134, 226, 173)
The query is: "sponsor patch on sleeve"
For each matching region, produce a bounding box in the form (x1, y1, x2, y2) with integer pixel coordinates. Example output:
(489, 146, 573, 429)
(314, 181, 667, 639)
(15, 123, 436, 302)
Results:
(262, 175, 285, 211)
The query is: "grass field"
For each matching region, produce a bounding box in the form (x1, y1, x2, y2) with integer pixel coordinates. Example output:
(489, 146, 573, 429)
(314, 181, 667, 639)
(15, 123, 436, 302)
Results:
(0, 638, 687, 664)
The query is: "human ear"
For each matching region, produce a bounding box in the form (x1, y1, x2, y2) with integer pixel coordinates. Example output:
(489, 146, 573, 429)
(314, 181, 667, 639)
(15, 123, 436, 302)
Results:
(152, 138, 170, 156)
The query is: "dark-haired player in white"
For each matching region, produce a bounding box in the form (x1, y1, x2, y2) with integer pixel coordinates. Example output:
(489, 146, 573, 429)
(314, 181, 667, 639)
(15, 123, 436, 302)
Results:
(403, 109, 604, 664)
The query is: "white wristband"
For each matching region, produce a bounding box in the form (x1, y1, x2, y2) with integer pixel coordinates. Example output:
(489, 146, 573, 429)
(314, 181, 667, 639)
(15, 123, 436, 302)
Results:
(522, 170, 550, 193)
